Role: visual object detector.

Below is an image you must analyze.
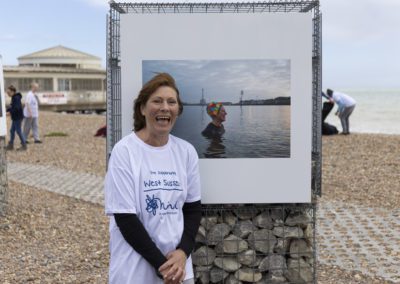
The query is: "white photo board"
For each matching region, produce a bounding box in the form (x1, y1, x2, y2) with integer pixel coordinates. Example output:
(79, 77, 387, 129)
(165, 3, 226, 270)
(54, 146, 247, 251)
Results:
(120, 13, 312, 203)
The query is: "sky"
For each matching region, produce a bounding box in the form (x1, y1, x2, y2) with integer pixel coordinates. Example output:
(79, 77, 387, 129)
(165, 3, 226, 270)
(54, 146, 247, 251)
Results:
(0, 0, 399, 90)
(143, 60, 290, 103)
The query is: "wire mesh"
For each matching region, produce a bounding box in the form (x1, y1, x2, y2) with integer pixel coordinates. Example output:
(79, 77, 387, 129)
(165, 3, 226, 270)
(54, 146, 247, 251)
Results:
(109, 1, 318, 14)
(107, 5, 123, 164)
(107, 2, 321, 282)
(193, 204, 316, 283)
(311, 5, 322, 197)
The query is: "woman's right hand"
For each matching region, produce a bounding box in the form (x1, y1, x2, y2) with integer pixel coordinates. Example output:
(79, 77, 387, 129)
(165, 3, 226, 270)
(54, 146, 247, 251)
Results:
(163, 269, 185, 284)
(159, 249, 187, 284)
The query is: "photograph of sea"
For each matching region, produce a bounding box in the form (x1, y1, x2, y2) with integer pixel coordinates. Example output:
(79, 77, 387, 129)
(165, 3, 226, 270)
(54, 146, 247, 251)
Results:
(142, 59, 291, 158)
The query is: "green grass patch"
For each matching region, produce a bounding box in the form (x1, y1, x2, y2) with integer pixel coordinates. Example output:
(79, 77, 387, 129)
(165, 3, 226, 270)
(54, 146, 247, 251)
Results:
(44, 132, 68, 137)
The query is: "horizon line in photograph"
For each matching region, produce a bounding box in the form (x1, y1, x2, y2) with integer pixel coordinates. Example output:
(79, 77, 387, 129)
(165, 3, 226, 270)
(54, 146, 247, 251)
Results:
(142, 59, 290, 105)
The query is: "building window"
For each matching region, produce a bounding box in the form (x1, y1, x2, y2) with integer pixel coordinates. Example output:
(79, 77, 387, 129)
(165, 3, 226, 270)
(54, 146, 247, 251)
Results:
(4, 78, 18, 90)
(4, 77, 53, 91)
(71, 79, 102, 91)
(58, 79, 70, 91)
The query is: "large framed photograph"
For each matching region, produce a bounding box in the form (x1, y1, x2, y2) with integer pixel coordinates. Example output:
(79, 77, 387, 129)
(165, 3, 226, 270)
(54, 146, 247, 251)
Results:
(143, 59, 291, 159)
(120, 13, 312, 203)
(0, 56, 7, 136)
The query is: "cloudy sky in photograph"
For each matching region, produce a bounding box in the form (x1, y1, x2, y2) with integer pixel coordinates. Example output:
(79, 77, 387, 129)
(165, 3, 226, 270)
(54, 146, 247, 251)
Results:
(0, 0, 399, 89)
(143, 60, 290, 103)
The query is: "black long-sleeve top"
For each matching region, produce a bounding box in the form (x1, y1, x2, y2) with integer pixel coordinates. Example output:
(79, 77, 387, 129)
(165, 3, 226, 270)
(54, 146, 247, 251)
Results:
(114, 200, 202, 275)
(6, 93, 24, 121)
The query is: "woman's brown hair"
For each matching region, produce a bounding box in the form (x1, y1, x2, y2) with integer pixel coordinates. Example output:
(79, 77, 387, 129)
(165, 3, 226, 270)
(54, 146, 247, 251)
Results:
(7, 85, 17, 93)
(133, 73, 183, 132)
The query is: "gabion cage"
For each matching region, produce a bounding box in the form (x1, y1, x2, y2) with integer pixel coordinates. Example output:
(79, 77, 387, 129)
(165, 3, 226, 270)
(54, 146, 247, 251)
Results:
(107, 1, 321, 283)
(193, 203, 316, 283)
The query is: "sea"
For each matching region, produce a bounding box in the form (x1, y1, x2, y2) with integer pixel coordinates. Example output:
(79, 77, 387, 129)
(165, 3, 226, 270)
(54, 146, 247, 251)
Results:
(324, 90, 400, 135)
(172, 105, 290, 159)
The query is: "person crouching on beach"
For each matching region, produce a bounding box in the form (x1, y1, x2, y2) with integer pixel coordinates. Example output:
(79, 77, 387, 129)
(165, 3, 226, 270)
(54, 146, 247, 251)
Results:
(201, 102, 227, 138)
(105, 73, 202, 284)
(327, 89, 356, 135)
(6, 85, 27, 151)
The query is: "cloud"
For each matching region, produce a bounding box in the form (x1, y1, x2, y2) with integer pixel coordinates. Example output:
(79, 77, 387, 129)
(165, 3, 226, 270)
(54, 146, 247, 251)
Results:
(320, 0, 400, 88)
(0, 34, 17, 41)
(321, 0, 400, 43)
(84, 0, 109, 8)
(143, 60, 290, 103)
(108, 0, 262, 3)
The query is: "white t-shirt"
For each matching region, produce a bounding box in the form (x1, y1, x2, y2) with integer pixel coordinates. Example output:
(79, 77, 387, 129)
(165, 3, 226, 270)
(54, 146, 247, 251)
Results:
(332, 91, 356, 108)
(105, 133, 201, 284)
(23, 91, 39, 118)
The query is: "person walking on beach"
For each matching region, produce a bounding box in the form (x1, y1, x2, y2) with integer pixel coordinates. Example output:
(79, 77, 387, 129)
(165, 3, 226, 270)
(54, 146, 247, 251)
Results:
(23, 82, 42, 143)
(105, 73, 201, 284)
(327, 89, 356, 135)
(5, 85, 27, 151)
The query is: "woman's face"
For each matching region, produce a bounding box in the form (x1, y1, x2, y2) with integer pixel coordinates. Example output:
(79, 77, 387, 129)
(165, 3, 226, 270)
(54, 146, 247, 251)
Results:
(141, 86, 180, 136)
(216, 106, 227, 122)
(6, 89, 14, 97)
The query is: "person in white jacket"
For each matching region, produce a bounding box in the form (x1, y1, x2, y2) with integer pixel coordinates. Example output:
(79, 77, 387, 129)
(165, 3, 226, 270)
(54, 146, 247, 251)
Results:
(23, 82, 42, 143)
(327, 89, 356, 135)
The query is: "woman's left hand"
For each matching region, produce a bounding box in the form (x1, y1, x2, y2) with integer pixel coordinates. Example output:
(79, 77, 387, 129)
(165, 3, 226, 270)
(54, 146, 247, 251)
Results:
(159, 249, 187, 284)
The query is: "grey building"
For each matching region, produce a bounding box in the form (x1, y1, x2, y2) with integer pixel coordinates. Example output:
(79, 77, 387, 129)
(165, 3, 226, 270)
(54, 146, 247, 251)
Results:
(3, 45, 106, 112)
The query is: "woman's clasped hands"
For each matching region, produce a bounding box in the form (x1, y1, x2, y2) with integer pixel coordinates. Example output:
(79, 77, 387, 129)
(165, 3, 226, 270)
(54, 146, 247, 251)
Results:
(159, 249, 187, 284)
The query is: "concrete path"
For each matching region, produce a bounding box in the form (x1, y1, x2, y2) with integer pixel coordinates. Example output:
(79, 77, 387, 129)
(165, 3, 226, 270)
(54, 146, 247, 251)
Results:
(8, 162, 104, 205)
(317, 202, 400, 283)
(7, 162, 400, 283)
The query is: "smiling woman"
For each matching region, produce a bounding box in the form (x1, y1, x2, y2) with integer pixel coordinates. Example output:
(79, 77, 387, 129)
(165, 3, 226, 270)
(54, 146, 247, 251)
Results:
(104, 73, 201, 284)
(133, 73, 183, 138)
(137, 85, 181, 143)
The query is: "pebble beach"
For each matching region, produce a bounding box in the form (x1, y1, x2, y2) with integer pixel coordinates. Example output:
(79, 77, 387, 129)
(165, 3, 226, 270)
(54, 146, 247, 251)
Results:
(1, 111, 399, 283)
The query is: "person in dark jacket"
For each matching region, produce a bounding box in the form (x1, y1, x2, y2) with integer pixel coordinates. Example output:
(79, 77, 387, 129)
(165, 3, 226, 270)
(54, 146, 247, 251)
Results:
(6, 85, 27, 150)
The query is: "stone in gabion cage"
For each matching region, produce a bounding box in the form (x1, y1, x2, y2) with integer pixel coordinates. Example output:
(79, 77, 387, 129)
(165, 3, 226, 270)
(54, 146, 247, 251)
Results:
(193, 205, 315, 283)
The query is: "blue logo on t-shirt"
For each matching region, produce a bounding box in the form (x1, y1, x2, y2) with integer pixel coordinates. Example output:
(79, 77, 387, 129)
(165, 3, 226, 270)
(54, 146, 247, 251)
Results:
(145, 194, 178, 216)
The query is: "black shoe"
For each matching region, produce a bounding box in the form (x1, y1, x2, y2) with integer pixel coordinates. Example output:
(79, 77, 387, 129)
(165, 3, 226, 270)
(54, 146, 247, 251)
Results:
(34, 140, 42, 144)
(5, 144, 14, 150)
(17, 144, 27, 151)
(25, 141, 29, 144)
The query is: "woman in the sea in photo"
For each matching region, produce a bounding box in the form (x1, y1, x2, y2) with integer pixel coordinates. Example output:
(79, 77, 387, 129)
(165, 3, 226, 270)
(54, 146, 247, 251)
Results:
(201, 102, 227, 138)
(201, 102, 227, 158)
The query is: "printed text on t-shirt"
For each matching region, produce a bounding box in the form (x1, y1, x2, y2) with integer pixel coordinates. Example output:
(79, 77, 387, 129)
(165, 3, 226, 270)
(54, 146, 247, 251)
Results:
(143, 170, 182, 216)
(143, 170, 182, 192)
